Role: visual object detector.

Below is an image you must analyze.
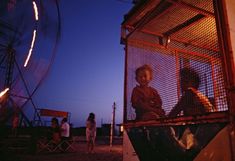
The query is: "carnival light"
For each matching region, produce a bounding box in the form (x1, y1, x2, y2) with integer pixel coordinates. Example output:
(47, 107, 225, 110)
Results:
(24, 30, 37, 67)
(24, 1, 38, 67)
(0, 88, 9, 98)
(32, 1, 38, 21)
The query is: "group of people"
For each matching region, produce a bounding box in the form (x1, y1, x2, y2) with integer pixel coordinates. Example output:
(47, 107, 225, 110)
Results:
(131, 64, 216, 153)
(50, 117, 70, 146)
(50, 113, 97, 154)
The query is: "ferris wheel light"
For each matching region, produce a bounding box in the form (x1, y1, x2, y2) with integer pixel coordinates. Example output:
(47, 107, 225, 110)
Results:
(33, 1, 38, 21)
(0, 88, 9, 98)
(24, 30, 37, 67)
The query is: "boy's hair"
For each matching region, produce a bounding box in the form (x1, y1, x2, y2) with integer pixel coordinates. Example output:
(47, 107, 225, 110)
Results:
(62, 117, 67, 122)
(52, 117, 59, 125)
(135, 64, 153, 80)
(180, 67, 200, 89)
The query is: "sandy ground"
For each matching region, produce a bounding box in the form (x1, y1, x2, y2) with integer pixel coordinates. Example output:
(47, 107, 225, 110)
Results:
(2, 137, 123, 161)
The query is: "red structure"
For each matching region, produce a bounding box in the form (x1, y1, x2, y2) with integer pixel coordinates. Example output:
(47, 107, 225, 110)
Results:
(121, 0, 235, 160)
(39, 109, 69, 118)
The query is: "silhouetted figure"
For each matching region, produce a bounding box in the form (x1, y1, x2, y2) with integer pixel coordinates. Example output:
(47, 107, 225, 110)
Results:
(169, 67, 214, 118)
(60, 117, 70, 150)
(51, 117, 61, 144)
(86, 112, 96, 154)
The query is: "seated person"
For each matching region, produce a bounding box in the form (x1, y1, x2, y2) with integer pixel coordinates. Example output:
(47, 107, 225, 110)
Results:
(60, 117, 70, 150)
(131, 64, 165, 121)
(51, 117, 61, 144)
(168, 67, 215, 150)
(168, 67, 215, 118)
(60, 117, 70, 140)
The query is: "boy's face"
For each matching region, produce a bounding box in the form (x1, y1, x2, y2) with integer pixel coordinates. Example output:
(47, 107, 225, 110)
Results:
(136, 70, 152, 86)
(180, 77, 193, 92)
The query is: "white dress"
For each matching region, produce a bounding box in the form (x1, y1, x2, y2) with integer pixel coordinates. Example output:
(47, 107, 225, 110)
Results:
(86, 120, 96, 142)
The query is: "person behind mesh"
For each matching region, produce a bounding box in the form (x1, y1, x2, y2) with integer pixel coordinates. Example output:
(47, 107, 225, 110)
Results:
(168, 67, 215, 150)
(168, 67, 215, 118)
(131, 64, 165, 121)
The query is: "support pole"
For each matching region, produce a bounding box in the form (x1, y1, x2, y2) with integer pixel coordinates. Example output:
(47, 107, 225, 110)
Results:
(110, 102, 116, 149)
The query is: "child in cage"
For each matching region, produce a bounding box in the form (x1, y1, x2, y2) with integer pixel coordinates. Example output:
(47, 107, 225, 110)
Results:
(131, 64, 165, 121)
(168, 67, 214, 118)
(168, 67, 215, 150)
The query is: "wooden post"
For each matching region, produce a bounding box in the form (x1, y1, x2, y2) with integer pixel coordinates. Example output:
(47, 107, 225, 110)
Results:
(110, 102, 116, 149)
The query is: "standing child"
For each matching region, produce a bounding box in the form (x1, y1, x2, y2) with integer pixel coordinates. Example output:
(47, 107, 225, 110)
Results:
(131, 64, 165, 121)
(86, 112, 96, 154)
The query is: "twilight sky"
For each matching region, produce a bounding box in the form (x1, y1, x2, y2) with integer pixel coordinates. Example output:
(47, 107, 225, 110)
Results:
(33, 0, 133, 127)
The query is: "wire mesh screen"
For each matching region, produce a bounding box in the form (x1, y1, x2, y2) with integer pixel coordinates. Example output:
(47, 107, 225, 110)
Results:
(182, 0, 214, 13)
(122, 0, 229, 121)
(126, 45, 178, 120)
(125, 42, 228, 121)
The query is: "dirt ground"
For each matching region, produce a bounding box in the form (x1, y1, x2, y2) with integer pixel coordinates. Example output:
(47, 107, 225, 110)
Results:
(2, 137, 123, 161)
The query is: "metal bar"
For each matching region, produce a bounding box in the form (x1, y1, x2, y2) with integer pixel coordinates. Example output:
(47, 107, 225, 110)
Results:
(210, 59, 218, 111)
(4, 48, 14, 88)
(10, 93, 29, 99)
(128, 38, 218, 62)
(213, 0, 235, 160)
(163, 14, 205, 36)
(14, 56, 41, 125)
(123, 41, 128, 123)
(166, 0, 215, 17)
(9, 97, 32, 127)
(124, 111, 229, 128)
(0, 53, 6, 67)
(175, 51, 180, 99)
(140, 29, 219, 52)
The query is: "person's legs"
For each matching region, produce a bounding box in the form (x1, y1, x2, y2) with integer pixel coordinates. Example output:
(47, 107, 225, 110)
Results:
(87, 136, 92, 153)
(61, 136, 69, 151)
(90, 137, 95, 153)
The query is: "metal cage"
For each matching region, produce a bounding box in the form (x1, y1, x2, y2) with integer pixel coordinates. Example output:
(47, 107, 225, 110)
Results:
(122, 0, 230, 124)
(121, 0, 235, 161)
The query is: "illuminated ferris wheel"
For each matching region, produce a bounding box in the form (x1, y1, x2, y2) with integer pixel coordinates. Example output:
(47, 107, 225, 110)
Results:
(0, 0, 61, 126)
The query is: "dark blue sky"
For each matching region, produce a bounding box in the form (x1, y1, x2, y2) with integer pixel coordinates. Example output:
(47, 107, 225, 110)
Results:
(34, 0, 133, 127)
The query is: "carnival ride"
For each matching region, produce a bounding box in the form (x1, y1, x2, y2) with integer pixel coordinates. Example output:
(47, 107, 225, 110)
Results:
(121, 0, 235, 160)
(0, 0, 61, 127)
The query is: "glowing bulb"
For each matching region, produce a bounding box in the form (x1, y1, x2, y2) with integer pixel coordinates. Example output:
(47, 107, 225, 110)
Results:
(0, 88, 9, 98)
(33, 1, 38, 21)
(24, 30, 37, 67)
(167, 36, 171, 43)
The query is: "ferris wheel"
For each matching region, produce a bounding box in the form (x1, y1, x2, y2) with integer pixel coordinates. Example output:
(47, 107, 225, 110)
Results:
(0, 0, 61, 126)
